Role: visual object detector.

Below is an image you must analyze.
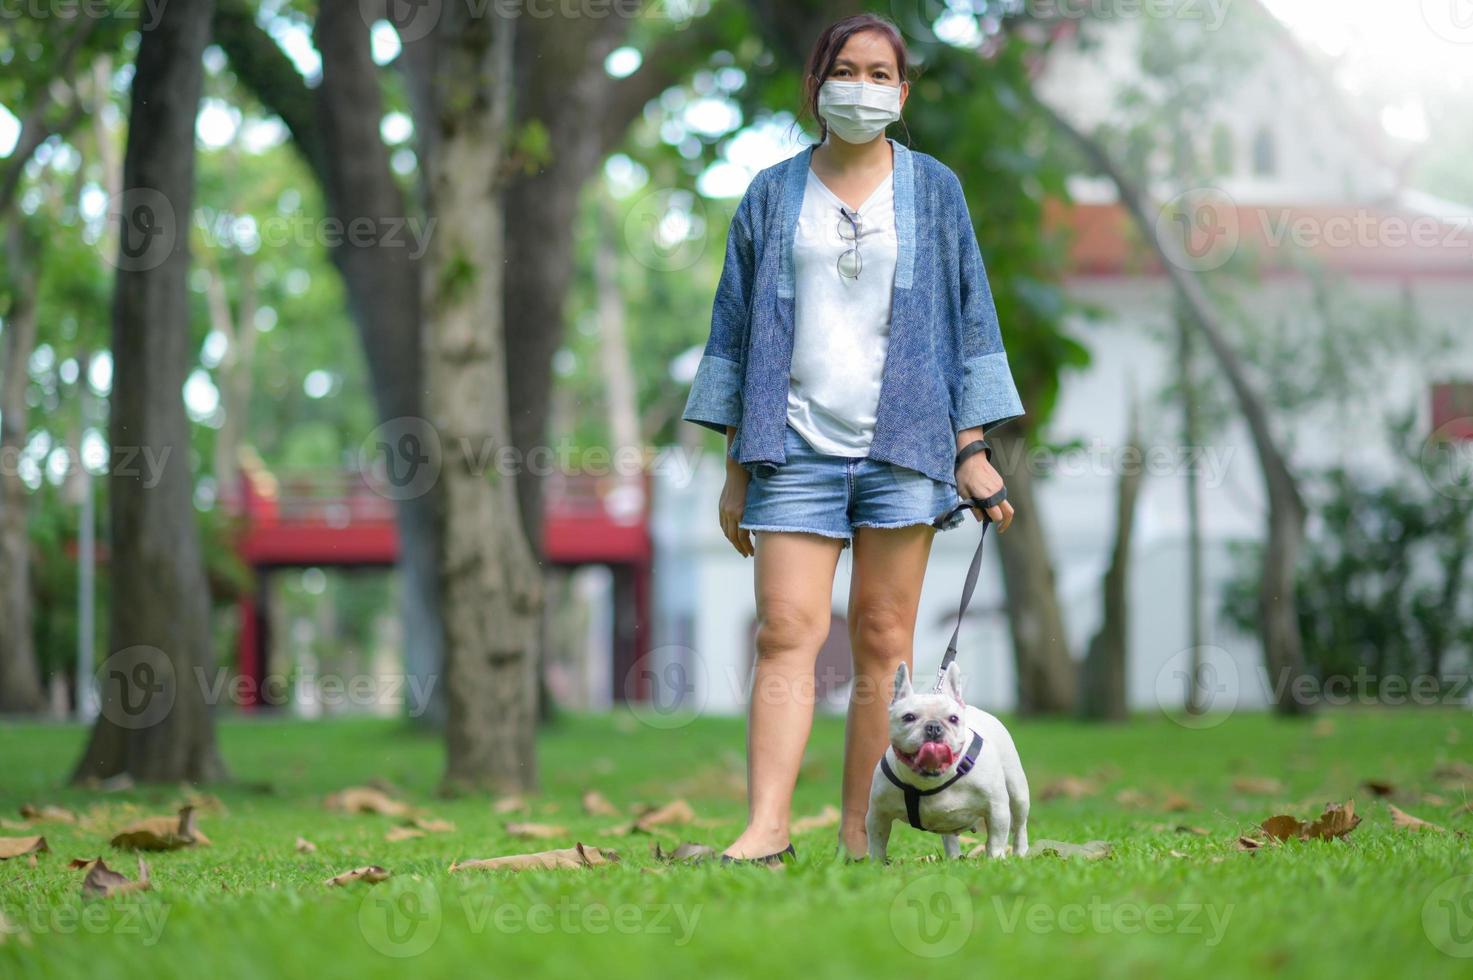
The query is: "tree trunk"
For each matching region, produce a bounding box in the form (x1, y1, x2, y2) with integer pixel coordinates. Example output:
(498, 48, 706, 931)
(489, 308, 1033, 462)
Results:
(1036, 97, 1311, 715)
(203, 247, 257, 494)
(595, 197, 642, 455)
(990, 425, 1077, 713)
(422, 8, 542, 794)
(0, 223, 46, 714)
(71, 0, 227, 782)
(213, 0, 447, 728)
(1081, 400, 1145, 721)
(1178, 306, 1209, 714)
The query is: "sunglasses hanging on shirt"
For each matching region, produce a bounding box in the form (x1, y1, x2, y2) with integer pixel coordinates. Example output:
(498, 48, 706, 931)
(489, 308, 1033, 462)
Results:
(837, 206, 863, 279)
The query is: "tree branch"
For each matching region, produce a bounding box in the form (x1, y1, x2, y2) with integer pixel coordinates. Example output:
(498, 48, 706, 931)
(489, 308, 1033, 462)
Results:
(211, 0, 327, 181)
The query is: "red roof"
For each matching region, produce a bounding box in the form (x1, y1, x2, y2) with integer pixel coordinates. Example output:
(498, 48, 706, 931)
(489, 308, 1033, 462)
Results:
(1046, 199, 1473, 280)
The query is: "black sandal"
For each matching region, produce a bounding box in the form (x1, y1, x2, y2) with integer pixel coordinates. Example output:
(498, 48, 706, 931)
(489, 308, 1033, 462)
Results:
(719, 843, 796, 866)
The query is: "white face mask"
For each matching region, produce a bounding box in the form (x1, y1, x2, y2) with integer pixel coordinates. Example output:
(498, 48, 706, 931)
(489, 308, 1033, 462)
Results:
(817, 80, 902, 145)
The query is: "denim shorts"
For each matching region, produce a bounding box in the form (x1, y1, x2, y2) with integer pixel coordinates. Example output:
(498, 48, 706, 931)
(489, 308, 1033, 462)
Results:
(740, 425, 966, 548)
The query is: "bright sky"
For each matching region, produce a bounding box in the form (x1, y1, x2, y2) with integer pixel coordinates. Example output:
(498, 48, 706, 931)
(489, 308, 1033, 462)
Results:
(1258, 0, 1473, 89)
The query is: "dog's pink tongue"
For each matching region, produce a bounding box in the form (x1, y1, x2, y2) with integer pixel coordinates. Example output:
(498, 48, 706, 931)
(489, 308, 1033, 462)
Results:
(915, 741, 953, 771)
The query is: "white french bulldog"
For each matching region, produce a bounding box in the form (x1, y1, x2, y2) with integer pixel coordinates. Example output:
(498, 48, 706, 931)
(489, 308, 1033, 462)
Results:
(866, 661, 1030, 862)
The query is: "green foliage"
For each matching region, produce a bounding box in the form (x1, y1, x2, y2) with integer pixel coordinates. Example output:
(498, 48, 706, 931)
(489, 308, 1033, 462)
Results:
(1223, 418, 1473, 690)
(902, 36, 1089, 428)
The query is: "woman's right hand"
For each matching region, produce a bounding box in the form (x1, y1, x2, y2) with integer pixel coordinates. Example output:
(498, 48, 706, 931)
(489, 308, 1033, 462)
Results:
(719, 461, 754, 557)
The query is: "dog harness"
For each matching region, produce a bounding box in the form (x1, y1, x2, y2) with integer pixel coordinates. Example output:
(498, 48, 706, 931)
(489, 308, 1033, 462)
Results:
(879, 730, 985, 832)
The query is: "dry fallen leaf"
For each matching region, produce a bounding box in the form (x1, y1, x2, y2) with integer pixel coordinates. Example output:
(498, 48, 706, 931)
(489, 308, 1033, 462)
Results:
(295, 837, 317, 854)
(1260, 815, 1305, 841)
(792, 805, 841, 833)
(505, 822, 568, 840)
(1310, 718, 1336, 738)
(1361, 779, 1395, 798)
(581, 791, 620, 817)
(324, 866, 390, 886)
(450, 842, 619, 873)
(652, 841, 718, 863)
(385, 826, 425, 842)
(1233, 777, 1285, 796)
(1432, 762, 1473, 787)
(110, 806, 210, 851)
(492, 796, 528, 815)
(19, 804, 77, 824)
(81, 857, 150, 899)
(324, 787, 411, 818)
(412, 817, 456, 834)
(1114, 789, 1151, 808)
(1306, 801, 1361, 840)
(634, 799, 696, 831)
(1261, 801, 1361, 842)
(1176, 825, 1209, 836)
(606, 799, 698, 836)
(0, 835, 47, 860)
(1039, 776, 1098, 802)
(1388, 803, 1446, 833)
(1236, 836, 1266, 851)
(1161, 794, 1197, 813)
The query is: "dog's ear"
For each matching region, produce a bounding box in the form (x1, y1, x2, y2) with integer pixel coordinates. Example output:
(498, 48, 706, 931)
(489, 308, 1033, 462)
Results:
(938, 661, 965, 706)
(891, 662, 913, 704)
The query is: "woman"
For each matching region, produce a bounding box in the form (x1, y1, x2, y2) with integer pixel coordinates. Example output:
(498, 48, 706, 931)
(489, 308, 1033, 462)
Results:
(681, 13, 1024, 863)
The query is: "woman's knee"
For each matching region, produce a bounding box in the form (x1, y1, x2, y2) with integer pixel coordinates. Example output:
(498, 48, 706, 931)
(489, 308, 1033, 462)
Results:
(754, 597, 830, 660)
(850, 600, 914, 666)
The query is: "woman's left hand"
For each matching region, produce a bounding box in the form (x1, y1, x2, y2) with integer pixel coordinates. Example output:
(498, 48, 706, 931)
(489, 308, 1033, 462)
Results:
(956, 453, 1015, 532)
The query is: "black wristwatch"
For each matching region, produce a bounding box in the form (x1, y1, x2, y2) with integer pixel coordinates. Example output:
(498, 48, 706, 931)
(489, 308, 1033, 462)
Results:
(954, 439, 992, 469)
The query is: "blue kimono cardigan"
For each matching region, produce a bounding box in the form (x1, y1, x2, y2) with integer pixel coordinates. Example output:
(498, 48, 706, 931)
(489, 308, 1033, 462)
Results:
(681, 138, 1024, 486)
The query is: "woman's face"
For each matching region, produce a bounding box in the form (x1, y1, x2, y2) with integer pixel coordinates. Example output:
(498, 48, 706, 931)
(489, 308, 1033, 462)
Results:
(826, 30, 908, 109)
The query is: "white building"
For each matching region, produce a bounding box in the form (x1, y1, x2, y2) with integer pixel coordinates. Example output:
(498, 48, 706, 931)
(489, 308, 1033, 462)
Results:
(648, 3, 1473, 718)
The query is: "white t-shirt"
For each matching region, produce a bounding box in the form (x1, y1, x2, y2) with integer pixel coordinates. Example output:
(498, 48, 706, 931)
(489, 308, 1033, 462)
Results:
(786, 166, 899, 457)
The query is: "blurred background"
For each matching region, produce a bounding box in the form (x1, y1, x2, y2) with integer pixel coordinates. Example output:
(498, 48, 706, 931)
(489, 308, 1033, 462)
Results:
(1, 0, 1471, 783)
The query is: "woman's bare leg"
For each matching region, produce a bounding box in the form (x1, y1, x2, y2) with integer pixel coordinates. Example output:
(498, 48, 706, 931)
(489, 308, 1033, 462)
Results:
(838, 523, 936, 859)
(722, 530, 844, 859)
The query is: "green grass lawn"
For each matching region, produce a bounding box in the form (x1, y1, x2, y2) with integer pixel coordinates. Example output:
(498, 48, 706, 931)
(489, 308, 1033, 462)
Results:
(3, 709, 1473, 979)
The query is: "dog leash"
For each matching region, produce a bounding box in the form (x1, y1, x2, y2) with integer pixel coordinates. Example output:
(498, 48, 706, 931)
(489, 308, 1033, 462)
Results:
(929, 487, 1007, 688)
(873, 488, 1004, 834)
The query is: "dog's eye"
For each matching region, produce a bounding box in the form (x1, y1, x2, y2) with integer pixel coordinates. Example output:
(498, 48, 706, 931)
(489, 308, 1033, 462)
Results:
(948, 715, 959, 725)
(902, 713, 917, 724)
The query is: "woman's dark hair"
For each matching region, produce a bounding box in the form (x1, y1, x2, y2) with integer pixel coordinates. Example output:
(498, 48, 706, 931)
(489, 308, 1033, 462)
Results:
(799, 14, 911, 142)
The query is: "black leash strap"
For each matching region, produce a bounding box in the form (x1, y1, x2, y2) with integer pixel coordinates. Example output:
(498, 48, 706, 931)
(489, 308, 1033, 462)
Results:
(879, 730, 986, 831)
(930, 488, 1007, 683)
